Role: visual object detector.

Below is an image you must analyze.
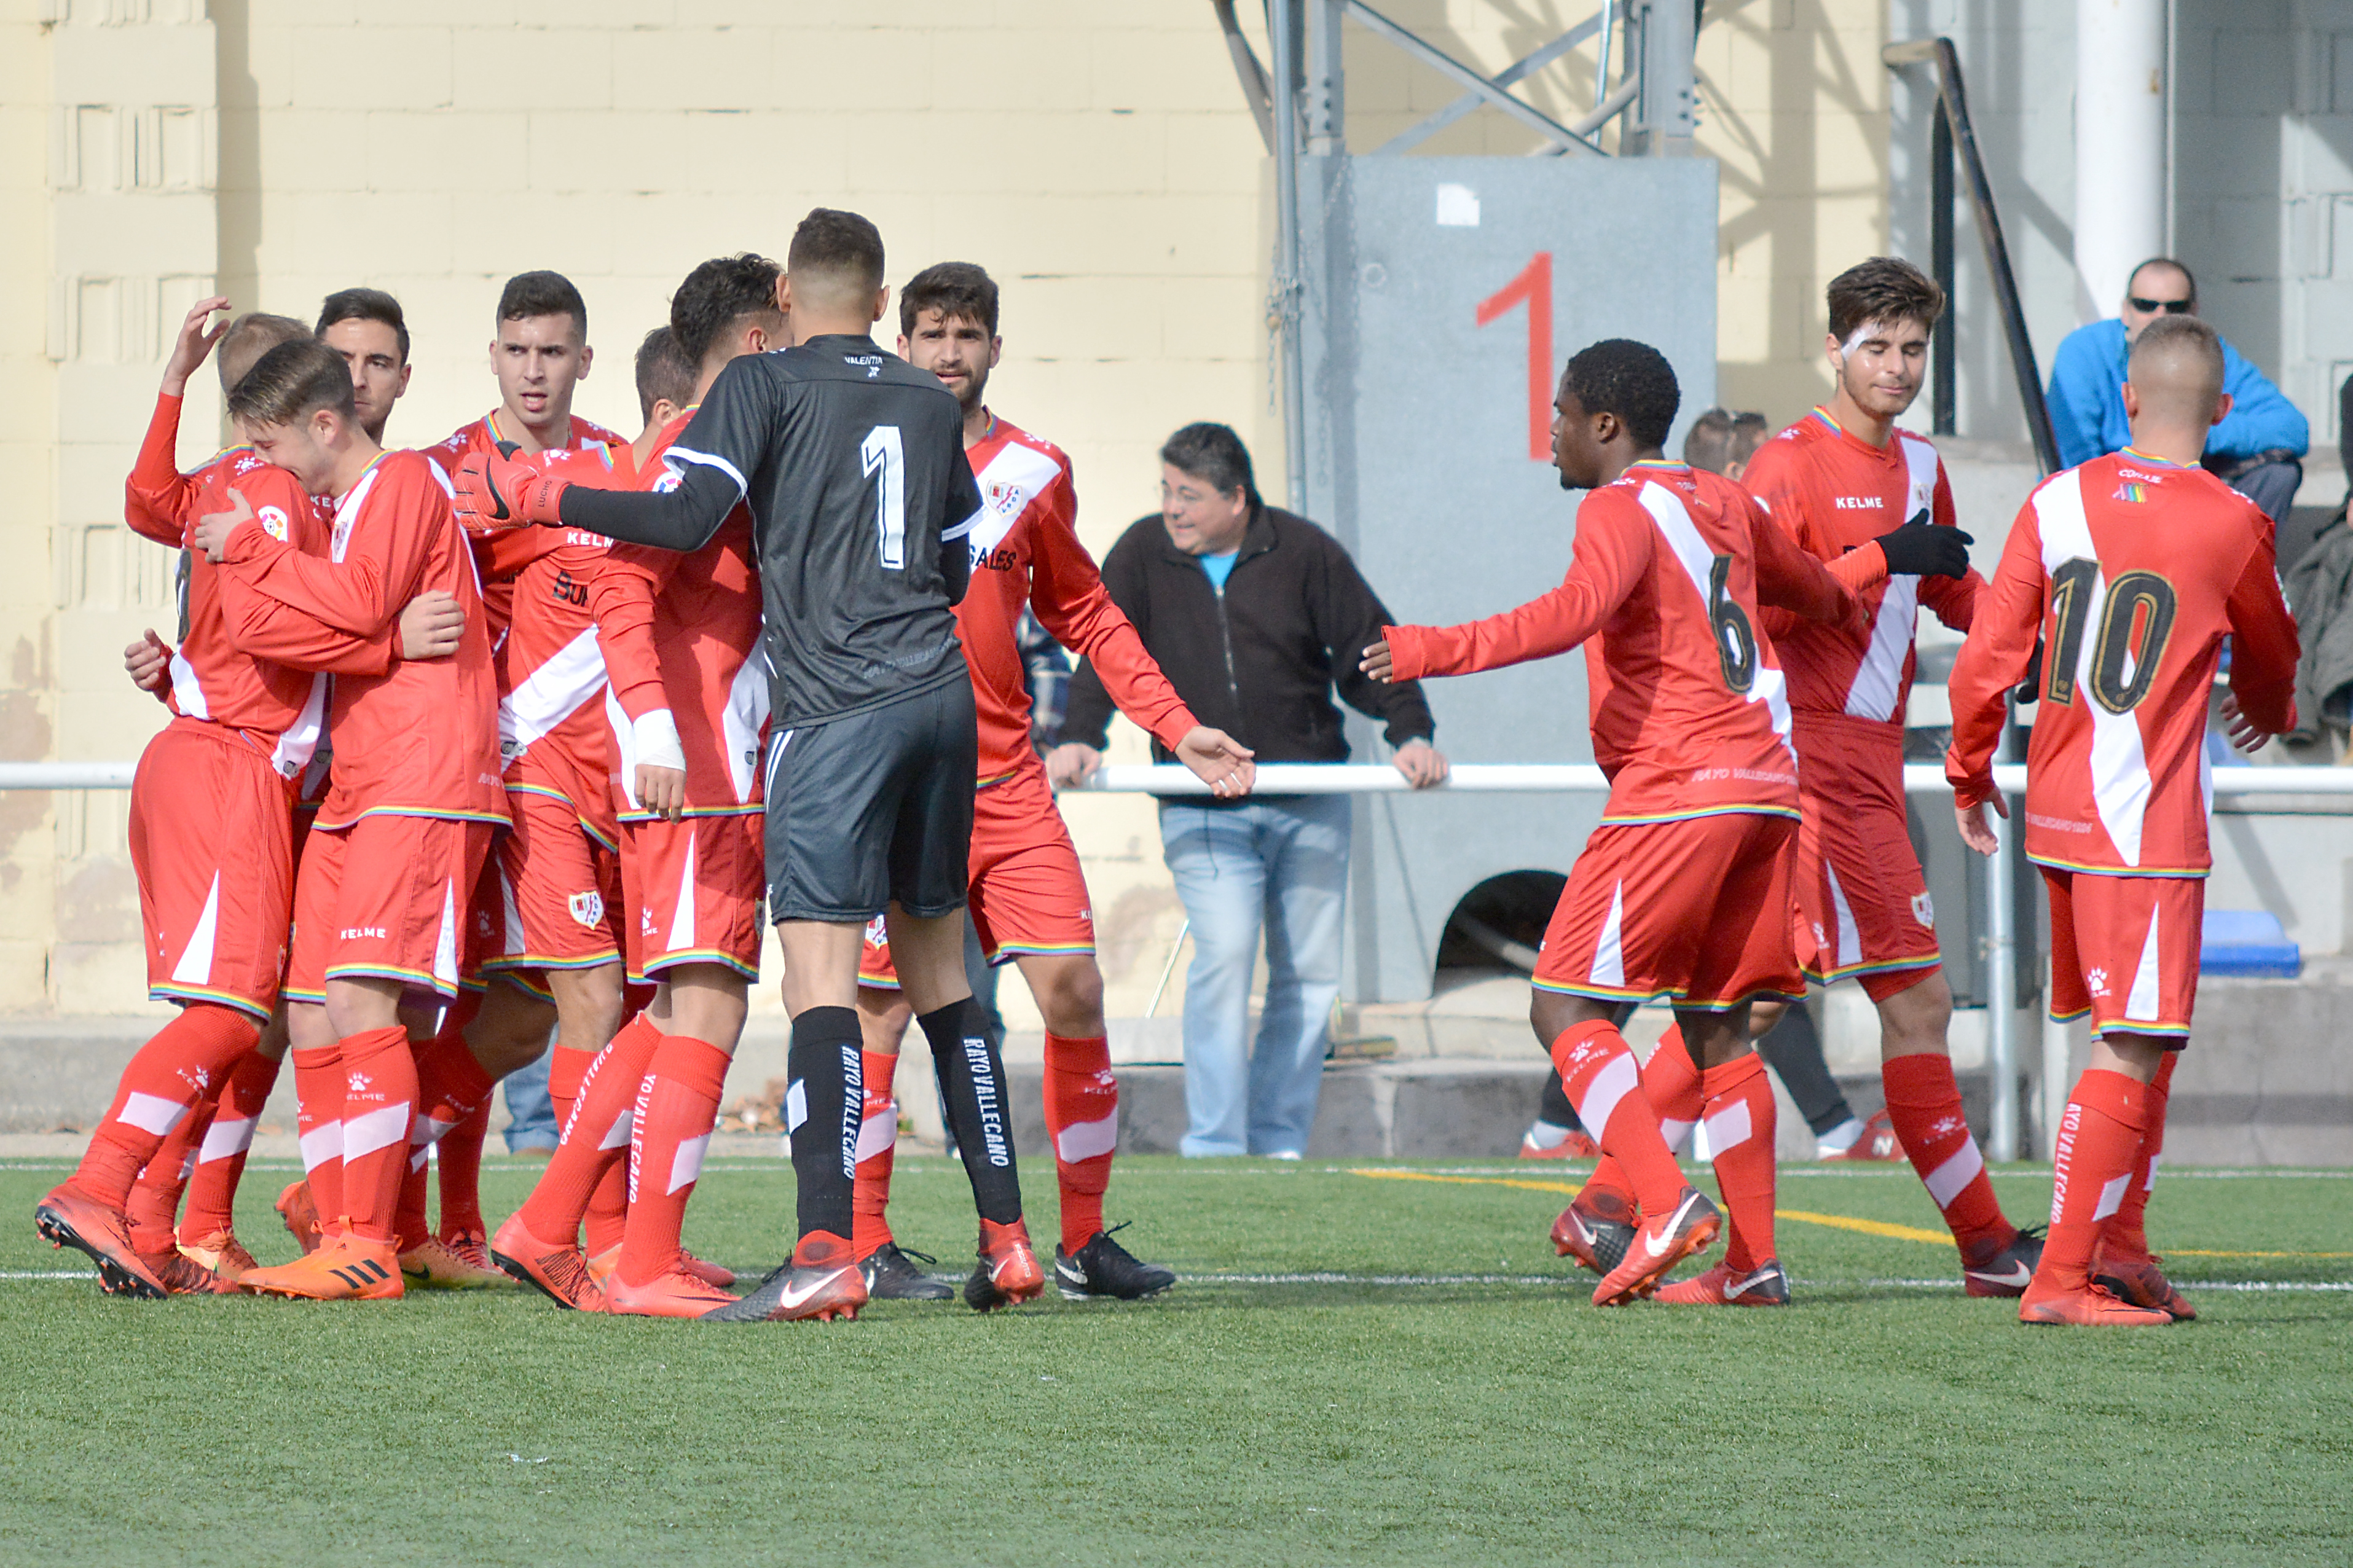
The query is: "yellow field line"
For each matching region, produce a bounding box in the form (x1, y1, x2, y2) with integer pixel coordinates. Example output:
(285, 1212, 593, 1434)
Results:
(1348, 1169, 2353, 1258)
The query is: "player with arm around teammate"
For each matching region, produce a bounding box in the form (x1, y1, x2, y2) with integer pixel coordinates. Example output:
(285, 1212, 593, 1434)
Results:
(1361, 340, 1862, 1307)
(1947, 315, 2297, 1327)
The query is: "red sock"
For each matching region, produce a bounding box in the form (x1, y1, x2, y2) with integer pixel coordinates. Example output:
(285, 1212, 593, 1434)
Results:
(182, 1045, 280, 1241)
(851, 1049, 899, 1261)
(1882, 1051, 2009, 1252)
(2030, 1068, 2150, 1298)
(1043, 1033, 1118, 1255)
(2106, 1053, 2175, 1258)
(410, 1026, 498, 1239)
(618, 1035, 730, 1287)
(127, 1097, 214, 1255)
(291, 1041, 347, 1226)
(548, 1043, 595, 1132)
(518, 1012, 660, 1247)
(336, 1025, 418, 1245)
(1548, 1019, 1686, 1215)
(1581, 1027, 1702, 1212)
(1699, 1053, 1778, 1273)
(69, 1003, 261, 1210)
(436, 1100, 492, 1239)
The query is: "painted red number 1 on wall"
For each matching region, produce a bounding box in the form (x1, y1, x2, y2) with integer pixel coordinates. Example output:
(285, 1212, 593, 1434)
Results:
(1477, 253, 1554, 461)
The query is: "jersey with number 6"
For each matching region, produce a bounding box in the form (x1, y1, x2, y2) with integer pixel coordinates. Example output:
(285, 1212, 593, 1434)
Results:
(1383, 459, 1859, 824)
(1945, 450, 2298, 876)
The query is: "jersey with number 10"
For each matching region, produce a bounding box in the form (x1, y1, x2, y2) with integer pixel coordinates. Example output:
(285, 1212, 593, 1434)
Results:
(1946, 450, 2298, 876)
(564, 335, 983, 728)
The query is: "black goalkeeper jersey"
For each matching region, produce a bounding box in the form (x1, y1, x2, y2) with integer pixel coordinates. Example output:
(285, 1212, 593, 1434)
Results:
(562, 334, 982, 727)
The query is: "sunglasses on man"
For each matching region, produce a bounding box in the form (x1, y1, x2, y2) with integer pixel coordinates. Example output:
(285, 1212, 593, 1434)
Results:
(2127, 296, 2194, 315)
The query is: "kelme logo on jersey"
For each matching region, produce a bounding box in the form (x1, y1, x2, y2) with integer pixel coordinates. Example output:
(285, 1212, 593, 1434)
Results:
(1833, 496, 1885, 510)
(569, 892, 604, 928)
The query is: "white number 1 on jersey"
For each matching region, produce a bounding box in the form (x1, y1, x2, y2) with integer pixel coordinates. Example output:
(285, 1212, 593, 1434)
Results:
(862, 425, 907, 570)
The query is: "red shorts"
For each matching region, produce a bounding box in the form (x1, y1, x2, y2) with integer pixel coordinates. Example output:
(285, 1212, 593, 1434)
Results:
(858, 763, 1092, 989)
(1792, 716, 1942, 1002)
(286, 814, 494, 1002)
(2041, 867, 2202, 1045)
(128, 719, 294, 1021)
(1533, 811, 1804, 1011)
(479, 786, 626, 985)
(620, 810, 764, 983)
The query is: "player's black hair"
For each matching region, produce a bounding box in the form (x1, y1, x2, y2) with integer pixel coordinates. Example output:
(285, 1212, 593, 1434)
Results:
(1159, 422, 1257, 504)
(2126, 256, 2198, 308)
(315, 287, 409, 364)
(898, 261, 999, 339)
(635, 326, 697, 423)
(670, 253, 782, 367)
(1682, 407, 1736, 474)
(229, 337, 358, 428)
(498, 269, 588, 337)
(1826, 256, 1944, 343)
(1560, 339, 1680, 452)
(788, 208, 886, 297)
(219, 312, 310, 394)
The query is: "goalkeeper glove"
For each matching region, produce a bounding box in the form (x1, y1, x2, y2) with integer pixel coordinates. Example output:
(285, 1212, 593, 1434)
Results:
(453, 441, 568, 533)
(1872, 509, 1973, 578)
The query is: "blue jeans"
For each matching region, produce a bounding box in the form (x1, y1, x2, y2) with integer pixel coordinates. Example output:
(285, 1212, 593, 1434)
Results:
(500, 1050, 559, 1153)
(1160, 794, 1350, 1157)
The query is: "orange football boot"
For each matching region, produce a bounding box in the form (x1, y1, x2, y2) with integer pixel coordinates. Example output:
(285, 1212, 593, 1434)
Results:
(1593, 1186, 1721, 1306)
(179, 1229, 260, 1283)
(604, 1265, 740, 1318)
(2091, 1245, 2196, 1322)
(2017, 1283, 2174, 1327)
(490, 1212, 606, 1311)
(399, 1234, 514, 1289)
(138, 1247, 235, 1295)
(240, 1234, 404, 1300)
(275, 1179, 323, 1254)
(965, 1217, 1045, 1312)
(34, 1185, 167, 1299)
(1654, 1260, 1790, 1306)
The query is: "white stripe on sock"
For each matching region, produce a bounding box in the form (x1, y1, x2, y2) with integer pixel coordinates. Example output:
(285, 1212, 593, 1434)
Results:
(1571, 1051, 1639, 1139)
(117, 1091, 190, 1138)
(1700, 1099, 1753, 1158)
(666, 1132, 710, 1196)
(1055, 1111, 1119, 1165)
(1660, 1117, 1695, 1155)
(1924, 1135, 1986, 1209)
(855, 1108, 898, 1163)
(298, 1121, 342, 1173)
(599, 1108, 634, 1151)
(2091, 1171, 2132, 1223)
(342, 1102, 409, 1160)
(197, 1115, 256, 1165)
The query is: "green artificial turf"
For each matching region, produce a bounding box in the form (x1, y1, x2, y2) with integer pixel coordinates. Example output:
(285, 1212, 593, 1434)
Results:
(2, 1154, 2347, 1566)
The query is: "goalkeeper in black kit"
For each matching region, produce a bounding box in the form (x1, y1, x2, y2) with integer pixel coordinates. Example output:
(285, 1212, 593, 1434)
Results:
(455, 209, 1115, 1322)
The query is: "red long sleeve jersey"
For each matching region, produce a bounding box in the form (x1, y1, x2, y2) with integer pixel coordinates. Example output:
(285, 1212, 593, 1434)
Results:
(1742, 408, 1981, 728)
(219, 449, 506, 827)
(962, 417, 1193, 781)
(123, 392, 394, 773)
(587, 412, 767, 813)
(1946, 451, 2299, 876)
(426, 410, 626, 641)
(1385, 460, 1858, 823)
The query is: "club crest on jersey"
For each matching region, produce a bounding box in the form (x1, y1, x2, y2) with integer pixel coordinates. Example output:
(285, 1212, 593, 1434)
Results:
(863, 914, 890, 948)
(569, 891, 605, 928)
(257, 504, 290, 541)
(1911, 892, 1935, 928)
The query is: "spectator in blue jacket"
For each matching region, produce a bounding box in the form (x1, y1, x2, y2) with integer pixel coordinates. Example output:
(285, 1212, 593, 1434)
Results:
(2047, 256, 2309, 520)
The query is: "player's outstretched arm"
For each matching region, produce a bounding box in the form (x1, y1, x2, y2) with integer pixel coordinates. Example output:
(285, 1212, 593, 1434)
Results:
(1170, 726, 1255, 799)
(1944, 500, 2047, 852)
(125, 300, 229, 547)
(1753, 509, 1864, 628)
(1378, 498, 1651, 682)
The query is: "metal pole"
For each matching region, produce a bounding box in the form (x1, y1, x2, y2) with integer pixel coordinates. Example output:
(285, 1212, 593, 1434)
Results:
(1594, 0, 1614, 108)
(1268, 0, 1309, 513)
(1930, 99, 1956, 436)
(1983, 721, 2020, 1161)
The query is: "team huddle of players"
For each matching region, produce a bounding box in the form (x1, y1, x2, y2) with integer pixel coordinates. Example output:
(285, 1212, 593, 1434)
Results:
(31, 220, 2291, 1328)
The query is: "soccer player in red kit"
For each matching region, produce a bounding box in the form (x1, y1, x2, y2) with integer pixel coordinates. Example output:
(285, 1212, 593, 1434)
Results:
(493, 260, 782, 1317)
(1363, 339, 1861, 1306)
(1732, 257, 2045, 1295)
(186, 339, 504, 1300)
(35, 307, 463, 1297)
(1948, 315, 2296, 1326)
(848, 262, 1254, 1305)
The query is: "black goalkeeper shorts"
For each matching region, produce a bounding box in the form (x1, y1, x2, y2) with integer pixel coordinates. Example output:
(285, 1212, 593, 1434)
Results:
(762, 676, 977, 925)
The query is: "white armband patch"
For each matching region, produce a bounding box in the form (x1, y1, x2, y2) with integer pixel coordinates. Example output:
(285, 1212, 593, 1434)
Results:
(634, 709, 686, 773)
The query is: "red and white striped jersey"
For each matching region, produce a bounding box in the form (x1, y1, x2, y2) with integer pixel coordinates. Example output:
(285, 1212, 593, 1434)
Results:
(1946, 450, 2298, 876)
(1741, 408, 1980, 729)
(124, 391, 393, 776)
(960, 416, 1194, 782)
(1385, 460, 1860, 825)
(489, 442, 627, 834)
(426, 409, 626, 641)
(216, 449, 506, 827)
(586, 410, 768, 815)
